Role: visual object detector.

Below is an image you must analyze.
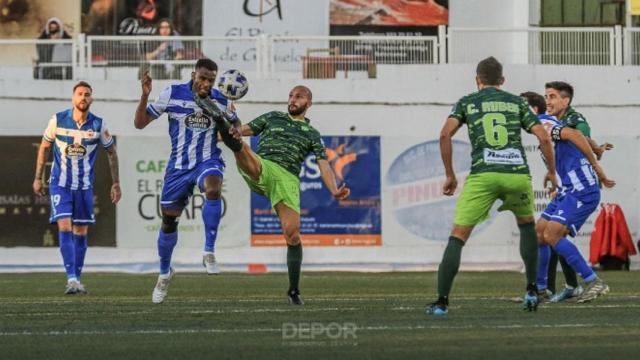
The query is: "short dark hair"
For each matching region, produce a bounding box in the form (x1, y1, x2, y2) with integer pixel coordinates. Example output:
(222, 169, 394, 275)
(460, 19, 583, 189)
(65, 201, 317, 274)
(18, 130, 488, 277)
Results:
(545, 81, 573, 103)
(476, 56, 503, 86)
(73, 81, 92, 93)
(195, 58, 218, 72)
(520, 91, 546, 115)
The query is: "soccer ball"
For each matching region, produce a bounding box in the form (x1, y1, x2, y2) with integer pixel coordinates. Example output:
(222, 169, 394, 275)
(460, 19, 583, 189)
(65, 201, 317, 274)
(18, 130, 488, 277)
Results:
(217, 69, 249, 100)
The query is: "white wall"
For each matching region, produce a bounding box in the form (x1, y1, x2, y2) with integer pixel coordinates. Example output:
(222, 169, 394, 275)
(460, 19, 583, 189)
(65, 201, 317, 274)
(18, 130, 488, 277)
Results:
(1, 64, 639, 272)
(449, 0, 532, 63)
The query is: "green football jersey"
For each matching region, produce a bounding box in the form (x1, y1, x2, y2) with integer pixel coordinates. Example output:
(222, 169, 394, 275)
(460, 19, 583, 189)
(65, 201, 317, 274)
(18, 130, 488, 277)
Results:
(247, 111, 327, 176)
(560, 106, 591, 137)
(449, 87, 540, 174)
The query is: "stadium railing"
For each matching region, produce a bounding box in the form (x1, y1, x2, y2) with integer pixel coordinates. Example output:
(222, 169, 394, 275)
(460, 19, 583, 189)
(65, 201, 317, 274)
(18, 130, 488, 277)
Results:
(446, 26, 622, 66)
(270, 35, 439, 79)
(2, 28, 639, 81)
(624, 28, 640, 65)
(0, 38, 76, 80)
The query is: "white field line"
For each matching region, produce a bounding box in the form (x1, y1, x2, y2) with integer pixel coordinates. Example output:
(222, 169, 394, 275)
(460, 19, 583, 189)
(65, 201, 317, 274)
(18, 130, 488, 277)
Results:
(3, 295, 640, 305)
(1, 323, 639, 337)
(2, 303, 639, 318)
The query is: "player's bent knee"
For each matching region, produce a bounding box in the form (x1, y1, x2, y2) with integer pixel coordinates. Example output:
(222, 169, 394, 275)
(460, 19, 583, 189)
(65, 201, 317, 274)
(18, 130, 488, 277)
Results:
(450, 224, 473, 242)
(204, 189, 221, 200)
(286, 237, 301, 246)
(161, 215, 179, 233)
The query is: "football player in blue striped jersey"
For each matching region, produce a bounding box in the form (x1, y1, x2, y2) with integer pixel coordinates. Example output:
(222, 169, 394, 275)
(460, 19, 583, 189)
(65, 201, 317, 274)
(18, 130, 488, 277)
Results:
(135, 58, 237, 303)
(33, 81, 121, 295)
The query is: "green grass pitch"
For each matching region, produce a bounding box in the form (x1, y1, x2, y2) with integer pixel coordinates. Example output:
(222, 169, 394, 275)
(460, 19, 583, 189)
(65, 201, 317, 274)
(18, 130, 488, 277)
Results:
(1, 271, 639, 359)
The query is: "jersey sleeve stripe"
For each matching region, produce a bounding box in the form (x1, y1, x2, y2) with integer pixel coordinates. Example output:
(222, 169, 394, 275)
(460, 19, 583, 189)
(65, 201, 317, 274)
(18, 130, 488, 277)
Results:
(146, 105, 161, 119)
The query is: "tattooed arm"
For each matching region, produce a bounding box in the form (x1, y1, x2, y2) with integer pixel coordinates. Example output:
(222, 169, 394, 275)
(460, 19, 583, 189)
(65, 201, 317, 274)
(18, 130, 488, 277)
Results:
(33, 139, 52, 196)
(106, 145, 122, 204)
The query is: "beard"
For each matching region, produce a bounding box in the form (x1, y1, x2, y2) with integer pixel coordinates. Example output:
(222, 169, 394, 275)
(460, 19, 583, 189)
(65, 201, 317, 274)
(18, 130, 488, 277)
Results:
(75, 102, 89, 112)
(288, 104, 305, 116)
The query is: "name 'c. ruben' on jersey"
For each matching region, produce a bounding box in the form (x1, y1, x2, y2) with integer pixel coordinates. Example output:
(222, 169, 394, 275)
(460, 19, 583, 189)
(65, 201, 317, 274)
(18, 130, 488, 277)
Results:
(146, 80, 236, 171)
(538, 114, 599, 194)
(43, 109, 114, 190)
(449, 87, 540, 175)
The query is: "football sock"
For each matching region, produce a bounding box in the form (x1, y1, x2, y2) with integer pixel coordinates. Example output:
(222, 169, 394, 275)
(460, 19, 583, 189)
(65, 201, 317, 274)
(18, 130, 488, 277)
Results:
(202, 199, 222, 252)
(536, 244, 551, 291)
(547, 248, 559, 293)
(554, 237, 597, 283)
(217, 119, 243, 152)
(558, 253, 579, 288)
(59, 231, 77, 281)
(158, 230, 178, 276)
(287, 244, 303, 291)
(74, 234, 88, 279)
(437, 236, 465, 298)
(519, 223, 538, 285)
(195, 95, 243, 152)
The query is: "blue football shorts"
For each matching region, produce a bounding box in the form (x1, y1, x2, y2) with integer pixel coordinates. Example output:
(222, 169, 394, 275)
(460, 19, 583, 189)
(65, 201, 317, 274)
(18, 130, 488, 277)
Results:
(541, 188, 600, 237)
(160, 158, 225, 210)
(49, 184, 95, 225)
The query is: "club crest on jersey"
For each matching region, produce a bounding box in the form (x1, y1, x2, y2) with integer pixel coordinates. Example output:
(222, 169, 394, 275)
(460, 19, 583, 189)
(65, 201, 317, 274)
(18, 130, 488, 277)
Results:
(65, 143, 87, 158)
(184, 112, 212, 130)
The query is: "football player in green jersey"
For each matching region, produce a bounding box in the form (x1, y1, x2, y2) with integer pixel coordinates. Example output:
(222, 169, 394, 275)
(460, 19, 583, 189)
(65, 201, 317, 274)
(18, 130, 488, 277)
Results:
(427, 57, 558, 316)
(195, 85, 350, 305)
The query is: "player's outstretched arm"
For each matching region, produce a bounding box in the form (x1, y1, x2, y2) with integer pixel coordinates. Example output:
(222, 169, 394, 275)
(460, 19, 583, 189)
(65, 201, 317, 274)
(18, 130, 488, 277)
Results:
(33, 139, 52, 196)
(531, 124, 558, 192)
(134, 71, 154, 129)
(439, 117, 461, 196)
(318, 159, 350, 200)
(587, 137, 613, 160)
(106, 145, 122, 204)
(557, 127, 615, 188)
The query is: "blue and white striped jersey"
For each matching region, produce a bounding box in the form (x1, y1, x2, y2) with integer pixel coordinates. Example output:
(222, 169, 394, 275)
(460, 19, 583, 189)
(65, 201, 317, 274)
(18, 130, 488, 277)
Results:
(539, 114, 599, 195)
(43, 109, 114, 190)
(146, 80, 234, 171)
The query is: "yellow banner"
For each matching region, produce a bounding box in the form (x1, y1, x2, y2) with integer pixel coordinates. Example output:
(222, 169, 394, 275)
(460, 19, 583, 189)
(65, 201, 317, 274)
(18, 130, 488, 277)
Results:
(632, 0, 640, 15)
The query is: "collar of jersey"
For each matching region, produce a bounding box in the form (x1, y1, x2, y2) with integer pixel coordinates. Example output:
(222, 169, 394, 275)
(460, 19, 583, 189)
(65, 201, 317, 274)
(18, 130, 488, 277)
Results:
(287, 113, 309, 123)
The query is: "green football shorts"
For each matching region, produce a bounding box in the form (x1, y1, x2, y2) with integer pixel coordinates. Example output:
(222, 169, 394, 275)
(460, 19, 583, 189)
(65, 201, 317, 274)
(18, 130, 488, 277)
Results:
(239, 155, 301, 213)
(454, 172, 534, 226)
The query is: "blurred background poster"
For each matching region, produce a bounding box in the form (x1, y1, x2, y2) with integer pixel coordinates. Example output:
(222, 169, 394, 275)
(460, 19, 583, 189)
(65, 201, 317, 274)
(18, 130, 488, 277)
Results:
(0, 0, 80, 38)
(330, 0, 448, 36)
(81, 0, 202, 36)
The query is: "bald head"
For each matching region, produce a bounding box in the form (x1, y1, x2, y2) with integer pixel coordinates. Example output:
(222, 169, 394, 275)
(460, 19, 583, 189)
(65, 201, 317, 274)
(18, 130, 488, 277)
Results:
(292, 85, 312, 100)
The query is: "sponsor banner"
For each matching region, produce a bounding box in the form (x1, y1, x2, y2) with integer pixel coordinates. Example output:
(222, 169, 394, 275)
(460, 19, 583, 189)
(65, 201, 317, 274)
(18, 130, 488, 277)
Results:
(383, 138, 480, 245)
(0, 136, 115, 247)
(330, 0, 448, 36)
(202, 0, 330, 71)
(116, 136, 250, 249)
(251, 136, 382, 246)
